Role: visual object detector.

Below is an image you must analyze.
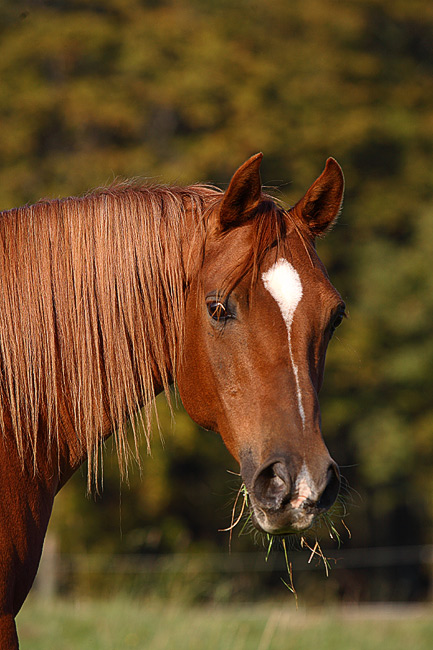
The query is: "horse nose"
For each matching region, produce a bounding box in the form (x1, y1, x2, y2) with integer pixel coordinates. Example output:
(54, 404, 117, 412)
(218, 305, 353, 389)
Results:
(252, 460, 292, 509)
(252, 458, 340, 513)
(316, 461, 340, 512)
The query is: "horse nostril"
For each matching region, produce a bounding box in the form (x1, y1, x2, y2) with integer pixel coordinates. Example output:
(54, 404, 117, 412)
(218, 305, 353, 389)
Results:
(317, 462, 340, 511)
(252, 459, 340, 517)
(253, 461, 291, 509)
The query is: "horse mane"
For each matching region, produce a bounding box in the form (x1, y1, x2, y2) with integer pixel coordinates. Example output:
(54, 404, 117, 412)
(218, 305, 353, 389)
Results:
(0, 182, 220, 485)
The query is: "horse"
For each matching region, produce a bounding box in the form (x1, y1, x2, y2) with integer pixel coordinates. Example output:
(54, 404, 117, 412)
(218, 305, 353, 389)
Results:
(0, 153, 345, 648)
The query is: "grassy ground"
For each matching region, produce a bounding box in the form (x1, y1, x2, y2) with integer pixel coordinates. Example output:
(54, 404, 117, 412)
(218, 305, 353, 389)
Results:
(17, 597, 433, 650)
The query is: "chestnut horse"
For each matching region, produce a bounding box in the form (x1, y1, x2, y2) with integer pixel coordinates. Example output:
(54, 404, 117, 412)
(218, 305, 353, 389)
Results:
(0, 154, 345, 647)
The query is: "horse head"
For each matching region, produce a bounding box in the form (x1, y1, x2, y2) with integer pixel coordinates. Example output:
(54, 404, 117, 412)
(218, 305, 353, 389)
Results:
(178, 154, 344, 535)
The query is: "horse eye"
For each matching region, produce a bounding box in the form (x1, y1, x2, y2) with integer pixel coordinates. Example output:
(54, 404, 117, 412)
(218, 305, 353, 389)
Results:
(207, 300, 229, 322)
(331, 308, 345, 332)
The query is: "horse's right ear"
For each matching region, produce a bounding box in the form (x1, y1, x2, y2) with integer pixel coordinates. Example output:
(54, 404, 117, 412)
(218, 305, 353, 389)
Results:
(218, 153, 263, 232)
(293, 158, 344, 238)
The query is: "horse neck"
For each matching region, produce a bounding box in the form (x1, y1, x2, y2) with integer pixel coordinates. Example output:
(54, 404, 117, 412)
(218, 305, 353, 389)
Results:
(0, 185, 219, 486)
(138, 185, 218, 381)
(83, 185, 218, 480)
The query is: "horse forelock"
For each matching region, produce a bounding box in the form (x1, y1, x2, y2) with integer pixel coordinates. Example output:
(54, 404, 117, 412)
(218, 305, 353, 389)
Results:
(0, 182, 218, 485)
(213, 195, 313, 298)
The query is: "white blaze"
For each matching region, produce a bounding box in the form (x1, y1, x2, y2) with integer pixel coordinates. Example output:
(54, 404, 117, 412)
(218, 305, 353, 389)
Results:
(262, 258, 305, 427)
(291, 462, 316, 509)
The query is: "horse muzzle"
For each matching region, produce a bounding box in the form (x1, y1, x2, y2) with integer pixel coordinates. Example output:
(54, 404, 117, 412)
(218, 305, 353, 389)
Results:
(244, 456, 340, 535)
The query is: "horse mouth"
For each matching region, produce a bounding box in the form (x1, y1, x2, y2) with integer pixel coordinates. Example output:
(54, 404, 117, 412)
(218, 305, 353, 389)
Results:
(249, 501, 317, 536)
(241, 456, 341, 536)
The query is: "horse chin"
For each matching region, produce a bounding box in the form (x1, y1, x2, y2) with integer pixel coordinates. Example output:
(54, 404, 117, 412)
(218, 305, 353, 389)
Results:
(251, 505, 316, 536)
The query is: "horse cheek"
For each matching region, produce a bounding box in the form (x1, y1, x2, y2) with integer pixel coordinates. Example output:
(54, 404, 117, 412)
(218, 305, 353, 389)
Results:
(177, 328, 219, 434)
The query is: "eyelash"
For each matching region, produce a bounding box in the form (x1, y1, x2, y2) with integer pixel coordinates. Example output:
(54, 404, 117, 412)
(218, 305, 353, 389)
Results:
(206, 300, 232, 323)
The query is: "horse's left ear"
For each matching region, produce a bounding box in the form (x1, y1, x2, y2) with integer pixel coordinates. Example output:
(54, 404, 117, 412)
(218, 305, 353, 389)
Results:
(218, 153, 263, 231)
(293, 158, 344, 238)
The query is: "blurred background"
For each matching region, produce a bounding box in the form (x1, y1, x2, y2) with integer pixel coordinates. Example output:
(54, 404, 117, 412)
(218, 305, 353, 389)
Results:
(2, 0, 433, 645)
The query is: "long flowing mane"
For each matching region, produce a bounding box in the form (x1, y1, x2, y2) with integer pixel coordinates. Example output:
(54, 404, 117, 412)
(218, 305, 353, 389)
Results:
(0, 182, 220, 482)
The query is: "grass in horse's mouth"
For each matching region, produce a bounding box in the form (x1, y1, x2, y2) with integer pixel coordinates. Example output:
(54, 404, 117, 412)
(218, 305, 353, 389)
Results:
(220, 480, 351, 606)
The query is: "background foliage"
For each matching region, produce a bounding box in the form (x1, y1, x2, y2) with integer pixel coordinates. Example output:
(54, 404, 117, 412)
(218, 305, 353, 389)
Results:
(1, 0, 433, 602)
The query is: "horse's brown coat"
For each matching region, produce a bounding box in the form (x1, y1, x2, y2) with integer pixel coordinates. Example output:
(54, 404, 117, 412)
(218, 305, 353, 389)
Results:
(0, 155, 344, 647)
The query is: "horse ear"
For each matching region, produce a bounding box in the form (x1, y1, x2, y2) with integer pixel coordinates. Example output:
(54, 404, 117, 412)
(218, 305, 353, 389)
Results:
(218, 153, 263, 231)
(293, 158, 344, 238)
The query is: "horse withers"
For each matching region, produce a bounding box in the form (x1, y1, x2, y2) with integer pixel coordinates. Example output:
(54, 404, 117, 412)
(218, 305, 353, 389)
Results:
(0, 153, 344, 648)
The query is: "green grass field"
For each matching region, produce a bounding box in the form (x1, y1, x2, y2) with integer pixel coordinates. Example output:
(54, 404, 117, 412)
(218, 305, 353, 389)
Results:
(17, 598, 433, 650)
